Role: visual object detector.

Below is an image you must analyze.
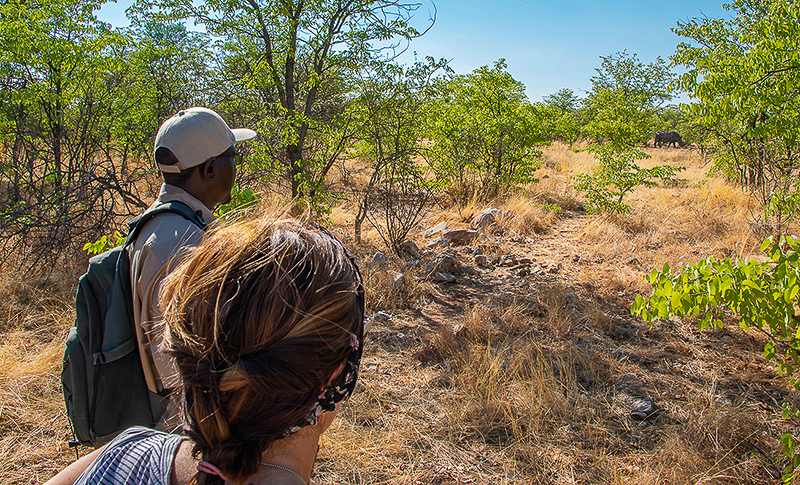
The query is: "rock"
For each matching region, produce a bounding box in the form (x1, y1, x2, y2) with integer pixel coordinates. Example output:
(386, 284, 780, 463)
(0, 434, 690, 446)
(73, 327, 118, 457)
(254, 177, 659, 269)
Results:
(405, 259, 419, 268)
(423, 221, 448, 238)
(442, 229, 479, 245)
(427, 237, 450, 249)
(518, 258, 531, 264)
(498, 254, 517, 267)
(491, 256, 501, 265)
(533, 265, 544, 275)
(389, 271, 405, 289)
(508, 263, 529, 272)
(614, 374, 657, 422)
(503, 210, 513, 219)
(433, 272, 456, 283)
(371, 251, 389, 267)
(430, 252, 461, 274)
(373, 311, 391, 323)
(398, 240, 422, 260)
(572, 254, 581, 263)
(474, 254, 491, 267)
(472, 208, 502, 229)
(457, 245, 474, 254)
(626, 257, 640, 266)
(517, 267, 530, 277)
(547, 264, 562, 274)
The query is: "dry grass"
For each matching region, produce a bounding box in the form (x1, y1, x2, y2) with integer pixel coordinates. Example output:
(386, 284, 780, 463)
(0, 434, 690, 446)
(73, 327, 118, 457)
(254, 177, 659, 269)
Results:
(3, 142, 797, 484)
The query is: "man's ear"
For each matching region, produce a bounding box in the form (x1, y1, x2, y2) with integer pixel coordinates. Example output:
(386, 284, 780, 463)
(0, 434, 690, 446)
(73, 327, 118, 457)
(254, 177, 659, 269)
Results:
(203, 158, 217, 180)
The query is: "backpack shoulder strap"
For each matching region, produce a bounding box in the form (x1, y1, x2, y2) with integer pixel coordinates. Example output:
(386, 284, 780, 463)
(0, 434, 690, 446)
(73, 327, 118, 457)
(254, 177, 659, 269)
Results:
(124, 201, 208, 250)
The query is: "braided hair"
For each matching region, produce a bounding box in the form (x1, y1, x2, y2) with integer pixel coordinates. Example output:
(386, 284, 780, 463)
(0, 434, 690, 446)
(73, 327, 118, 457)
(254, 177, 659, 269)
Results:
(160, 218, 364, 484)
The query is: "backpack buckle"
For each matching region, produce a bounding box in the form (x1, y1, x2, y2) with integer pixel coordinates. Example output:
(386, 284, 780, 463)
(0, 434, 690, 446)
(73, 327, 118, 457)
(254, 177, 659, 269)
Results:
(92, 352, 106, 365)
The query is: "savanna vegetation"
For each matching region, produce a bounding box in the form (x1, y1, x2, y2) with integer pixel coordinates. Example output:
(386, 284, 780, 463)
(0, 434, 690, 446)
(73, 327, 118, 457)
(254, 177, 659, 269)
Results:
(2, 0, 800, 483)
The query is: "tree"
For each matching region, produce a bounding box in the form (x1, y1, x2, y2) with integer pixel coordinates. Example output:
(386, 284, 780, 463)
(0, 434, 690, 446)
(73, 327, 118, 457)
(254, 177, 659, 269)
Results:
(541, 88, 585, 146)
(584, 51, 674, 148)
(573, 144, 685, 214)
(350, 58, 446, 250)
(109, 19, 212, 170)
(134, 0, 434, 209)
(426, 59, 547, 202)
(672, 0, 800, 234)
(0, 0, 152, 270)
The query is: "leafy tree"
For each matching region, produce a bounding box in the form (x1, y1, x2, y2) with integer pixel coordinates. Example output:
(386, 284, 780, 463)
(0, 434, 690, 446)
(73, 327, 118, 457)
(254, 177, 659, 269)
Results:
(134, 0, 434, 211)
(573, 145, 685, 214)
(541, 88, 585, 146)
(632, 235, 800, 482)
(672, 0, 800, 234)
(109, 19, 212, 169)
(350, 58, 446, 249)
(0, 0, 153, 270)
(584, 51, 674, 148)
(426, 59, 547, 202)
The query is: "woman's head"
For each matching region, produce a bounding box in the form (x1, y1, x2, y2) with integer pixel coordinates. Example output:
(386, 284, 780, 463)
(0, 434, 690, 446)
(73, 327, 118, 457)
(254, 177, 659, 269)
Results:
(160, 217, 364, 484)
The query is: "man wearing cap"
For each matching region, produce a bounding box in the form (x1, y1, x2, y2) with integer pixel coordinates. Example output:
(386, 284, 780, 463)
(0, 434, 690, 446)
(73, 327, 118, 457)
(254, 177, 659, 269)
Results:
(130, 107, 255, 429)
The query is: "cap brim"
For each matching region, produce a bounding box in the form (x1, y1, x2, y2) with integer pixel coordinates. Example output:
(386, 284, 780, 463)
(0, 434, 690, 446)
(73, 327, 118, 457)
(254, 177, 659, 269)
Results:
(232, 128, 256, 142)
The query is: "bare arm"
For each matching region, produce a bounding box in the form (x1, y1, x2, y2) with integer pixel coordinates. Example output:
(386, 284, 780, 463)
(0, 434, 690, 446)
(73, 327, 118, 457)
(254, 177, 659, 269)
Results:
(43, 446, 106, 485)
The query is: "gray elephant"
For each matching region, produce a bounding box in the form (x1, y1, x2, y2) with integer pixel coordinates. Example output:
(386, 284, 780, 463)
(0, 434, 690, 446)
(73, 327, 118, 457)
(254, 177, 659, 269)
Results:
(654, 131, 685, 148)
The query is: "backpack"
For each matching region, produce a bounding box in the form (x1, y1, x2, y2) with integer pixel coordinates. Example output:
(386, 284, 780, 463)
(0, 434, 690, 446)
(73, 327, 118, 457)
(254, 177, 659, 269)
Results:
(62, 201, 207, 448)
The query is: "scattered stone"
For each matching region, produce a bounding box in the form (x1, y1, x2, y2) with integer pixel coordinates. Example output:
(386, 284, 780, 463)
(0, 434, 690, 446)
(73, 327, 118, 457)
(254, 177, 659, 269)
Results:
(572, 254, 581, 263)
(626, 257, 641, 266)
(398, 240, 422, 260)
(614, 374, 657, 422)
(433, 272, 456, 283)
(427, 237, 450, 249)
(498, 254, 517, 267)
(517, 267, 530, 277)
(423, 221, 448, 238)
(405, 259, 420, 268)
(474, 254, 491, 267)
(533, 265, 544, 275)
(518, 258, 531, 264)
(491, 256, 501, 265)
(442, 228, 479, 245)
(472, 208, 503, 229)
(389, 271, 405, 289)
(430, 252, 461, 274)
(547, 264, 562, 274)
(371, 251, 389, 267)
(508, 263, 529, 272)
(373, 311, 391, 323)
(456, 245, 475, 254)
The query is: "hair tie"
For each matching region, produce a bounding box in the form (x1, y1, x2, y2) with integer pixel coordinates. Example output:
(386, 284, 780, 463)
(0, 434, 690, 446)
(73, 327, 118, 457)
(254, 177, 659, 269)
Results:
(197, 460, 229, 482)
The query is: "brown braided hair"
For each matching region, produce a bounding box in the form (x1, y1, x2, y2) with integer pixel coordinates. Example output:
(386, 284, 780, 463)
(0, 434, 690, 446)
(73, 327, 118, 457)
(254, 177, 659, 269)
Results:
(160, 217, 363, 484)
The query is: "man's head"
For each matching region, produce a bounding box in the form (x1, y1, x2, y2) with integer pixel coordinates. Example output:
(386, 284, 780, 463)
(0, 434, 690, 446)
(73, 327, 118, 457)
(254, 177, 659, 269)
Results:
(154, 107, 255, 208)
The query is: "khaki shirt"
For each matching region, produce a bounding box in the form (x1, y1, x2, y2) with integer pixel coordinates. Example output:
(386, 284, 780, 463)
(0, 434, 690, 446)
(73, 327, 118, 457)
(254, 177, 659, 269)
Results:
(130, 184, 215, 394)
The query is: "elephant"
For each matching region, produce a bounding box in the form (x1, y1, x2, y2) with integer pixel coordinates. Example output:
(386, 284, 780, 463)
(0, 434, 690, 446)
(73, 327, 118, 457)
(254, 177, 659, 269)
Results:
(654, 131, 685, 148)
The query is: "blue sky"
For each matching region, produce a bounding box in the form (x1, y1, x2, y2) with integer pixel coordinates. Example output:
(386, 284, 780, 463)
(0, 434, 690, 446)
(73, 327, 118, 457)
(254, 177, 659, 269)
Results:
(97, 0, 731, 103)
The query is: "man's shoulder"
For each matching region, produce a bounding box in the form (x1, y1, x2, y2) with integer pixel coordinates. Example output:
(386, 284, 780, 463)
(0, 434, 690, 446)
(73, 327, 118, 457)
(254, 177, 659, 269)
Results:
(132, 211, 205, 266)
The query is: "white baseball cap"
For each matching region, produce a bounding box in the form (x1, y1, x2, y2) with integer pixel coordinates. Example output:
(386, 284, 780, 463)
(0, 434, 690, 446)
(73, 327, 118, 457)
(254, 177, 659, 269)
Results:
(154, 107, 256, 173)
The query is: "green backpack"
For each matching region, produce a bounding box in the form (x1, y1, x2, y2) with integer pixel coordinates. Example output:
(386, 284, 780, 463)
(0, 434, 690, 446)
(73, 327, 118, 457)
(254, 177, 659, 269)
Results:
(62, 201, 206, 448)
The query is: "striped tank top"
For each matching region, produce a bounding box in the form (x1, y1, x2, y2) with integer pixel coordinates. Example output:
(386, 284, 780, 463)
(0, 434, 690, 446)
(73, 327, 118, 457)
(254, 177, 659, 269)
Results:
(74, 427, 186, 485)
